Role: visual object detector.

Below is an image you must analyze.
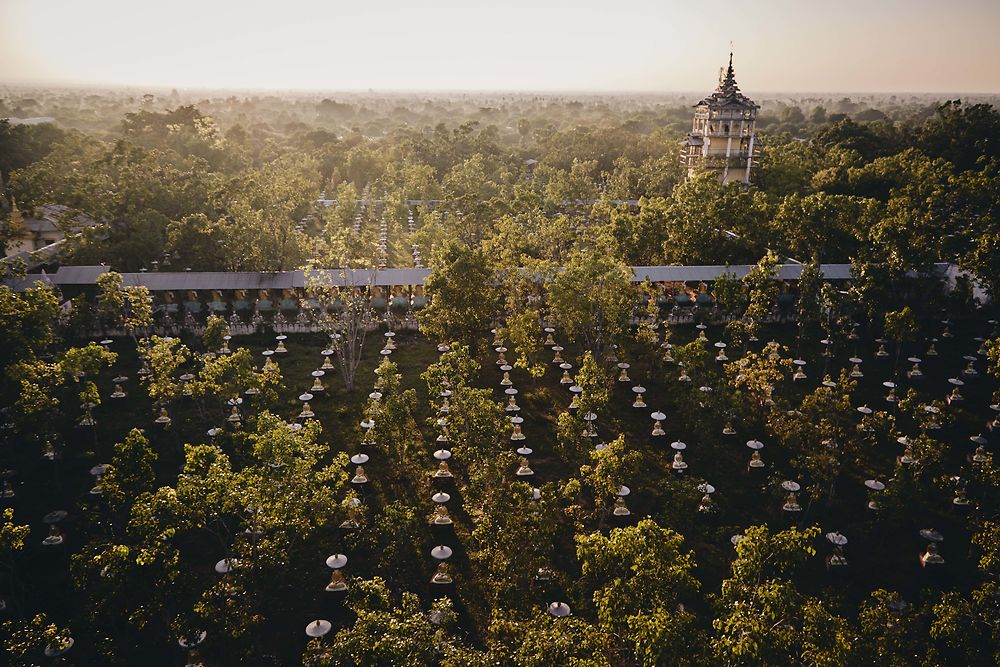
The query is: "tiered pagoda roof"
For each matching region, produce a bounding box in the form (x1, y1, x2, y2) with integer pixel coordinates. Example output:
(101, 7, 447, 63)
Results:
(696, 53, 759, 110)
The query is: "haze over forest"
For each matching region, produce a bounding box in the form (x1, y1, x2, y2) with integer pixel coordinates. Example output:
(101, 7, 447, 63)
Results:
(2, 0, 1000, 94)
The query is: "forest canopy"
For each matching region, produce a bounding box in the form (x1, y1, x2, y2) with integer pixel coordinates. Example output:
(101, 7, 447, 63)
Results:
(0, 87, 999, 667)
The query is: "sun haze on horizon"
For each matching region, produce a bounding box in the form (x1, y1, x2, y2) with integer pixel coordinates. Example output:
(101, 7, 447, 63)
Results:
(2, 0, 999, 94)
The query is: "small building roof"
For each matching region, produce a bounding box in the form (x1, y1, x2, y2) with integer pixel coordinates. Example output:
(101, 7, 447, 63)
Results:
(23, 218, 60, 234)
(1, 272, 53, 292)
(53, 265, 111, 284)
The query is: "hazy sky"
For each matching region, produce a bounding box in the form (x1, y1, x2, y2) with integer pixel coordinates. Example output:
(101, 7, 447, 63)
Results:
(2, 0, 999, 93)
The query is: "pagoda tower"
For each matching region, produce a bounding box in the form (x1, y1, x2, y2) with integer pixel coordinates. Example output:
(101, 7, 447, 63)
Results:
(681, 53, 759, 184)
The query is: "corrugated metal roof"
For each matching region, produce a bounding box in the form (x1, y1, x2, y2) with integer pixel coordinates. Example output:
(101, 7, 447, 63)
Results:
(53, 265, 111, 283)
(2, 273, 53, 292)
(24, 218, 60, 233)
(1, 240, 66, 270)
(2, 263, 874, 292)
(298, 268, 433, 288)
(632, 265, 855, 282)
(816, 264, 855, 280)
(120, 272, 298, 291)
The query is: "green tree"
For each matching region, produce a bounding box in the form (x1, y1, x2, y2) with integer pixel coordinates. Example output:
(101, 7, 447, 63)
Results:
(0, 279, 60, 371)
(97, 270, 153, 338)
(2, 613, 73, 667)
(138, 336, 190, 419)
(577, 519, 706, 665)
(727, 251, 779, 347)
(105, 429, 157, 503)
(771, 193, 871, 262)
(190, 347, 256, 418)
(470, 481, 563, 605)
(165, 213, 229, 271)
(659, 172, 770, 264)
(489, 609, 612, 667)
(917, 99, 1000, 171)
(321, 579, 469, 666)
(857, 149, 961, 272)
(883, 306, 919, 369)
(419, 241, 500, 352)
(547, 247, 634, 359)
(305, 256, 378, 392)
(201, 314, 228, 353)
(858, 590, 937, 667)
(767, 374, 859, 504)
(0, 508, 29, 617)
(927, 521, 1000, 665)
(756, 139, 826, 197)
(712, 524, 856, 666)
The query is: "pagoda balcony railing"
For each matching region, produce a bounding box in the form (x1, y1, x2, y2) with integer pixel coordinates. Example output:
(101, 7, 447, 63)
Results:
(702, 155, 756, 168)
(700, 131, 754, 139)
